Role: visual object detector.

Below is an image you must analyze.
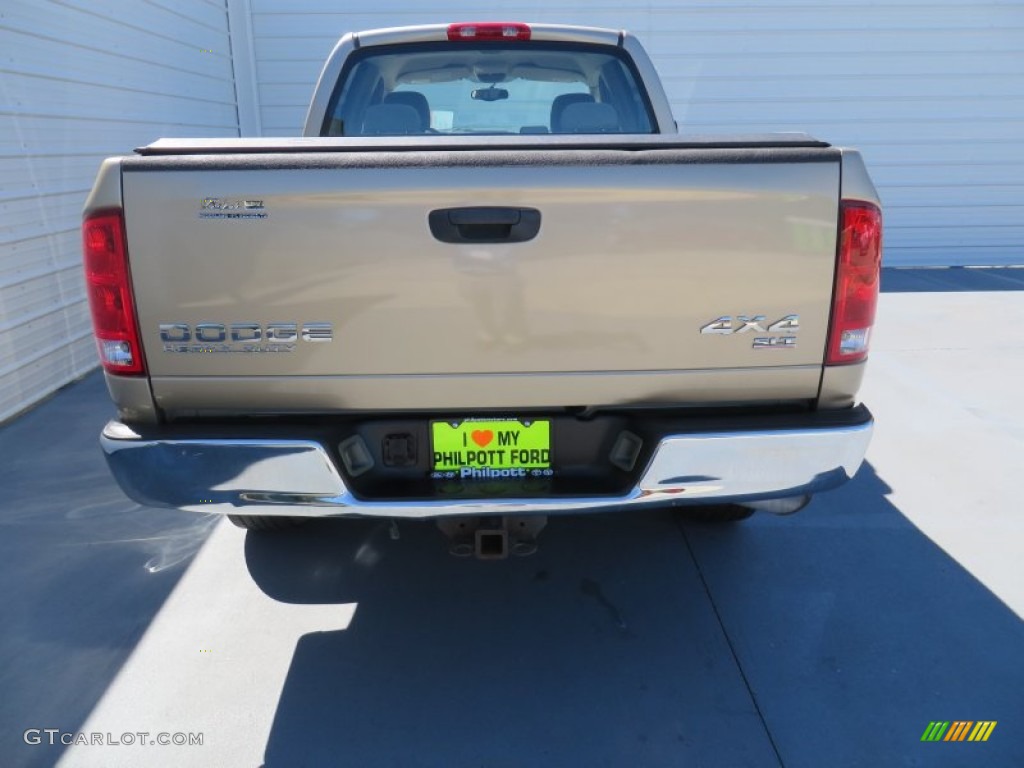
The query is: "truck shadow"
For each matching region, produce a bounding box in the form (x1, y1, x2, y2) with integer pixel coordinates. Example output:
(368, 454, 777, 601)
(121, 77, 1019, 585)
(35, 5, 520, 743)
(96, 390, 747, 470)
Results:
(680, 464, 1024, 766)
(246, 510, 783, 767)
(246, 463, 1024, 767)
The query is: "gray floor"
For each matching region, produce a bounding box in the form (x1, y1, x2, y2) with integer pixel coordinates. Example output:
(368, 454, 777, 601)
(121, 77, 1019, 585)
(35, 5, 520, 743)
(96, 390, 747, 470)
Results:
(2, 284, 1023, 768)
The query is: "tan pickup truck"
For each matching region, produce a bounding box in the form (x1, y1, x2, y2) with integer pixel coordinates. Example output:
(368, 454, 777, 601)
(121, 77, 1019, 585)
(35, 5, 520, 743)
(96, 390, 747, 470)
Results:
(85, 22, 880, 555)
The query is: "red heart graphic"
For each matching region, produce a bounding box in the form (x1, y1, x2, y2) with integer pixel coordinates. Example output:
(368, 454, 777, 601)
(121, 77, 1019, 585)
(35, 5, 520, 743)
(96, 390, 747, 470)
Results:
(471, 430, 494, 448)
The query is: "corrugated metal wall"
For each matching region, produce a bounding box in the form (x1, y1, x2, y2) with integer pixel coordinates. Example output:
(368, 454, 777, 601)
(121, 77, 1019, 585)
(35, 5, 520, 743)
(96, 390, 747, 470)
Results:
(0, 0, 241, 421)
(248, 0, 1024, 268)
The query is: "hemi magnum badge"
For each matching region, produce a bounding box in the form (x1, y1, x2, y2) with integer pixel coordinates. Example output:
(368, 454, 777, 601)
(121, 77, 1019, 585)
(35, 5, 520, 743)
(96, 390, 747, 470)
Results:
(199, 198, 267, 220)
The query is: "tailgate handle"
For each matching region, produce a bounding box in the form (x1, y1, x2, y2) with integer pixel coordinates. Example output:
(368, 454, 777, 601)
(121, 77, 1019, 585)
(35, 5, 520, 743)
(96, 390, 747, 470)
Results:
(429, 207, 541, 244)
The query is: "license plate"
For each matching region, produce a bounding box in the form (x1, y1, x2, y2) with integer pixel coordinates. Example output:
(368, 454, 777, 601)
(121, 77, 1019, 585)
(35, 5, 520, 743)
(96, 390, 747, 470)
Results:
(431, 418, 551, 474)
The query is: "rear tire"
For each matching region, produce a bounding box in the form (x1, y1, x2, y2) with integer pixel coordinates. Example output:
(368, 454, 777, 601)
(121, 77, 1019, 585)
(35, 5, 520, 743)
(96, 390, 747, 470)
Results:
(675, 504, 755, 523)
(228, 515, 307, 531)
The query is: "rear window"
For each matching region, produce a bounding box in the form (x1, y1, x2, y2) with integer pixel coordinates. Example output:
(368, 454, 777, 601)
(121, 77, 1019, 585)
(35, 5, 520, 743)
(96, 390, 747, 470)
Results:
(322, 42, 655, 136)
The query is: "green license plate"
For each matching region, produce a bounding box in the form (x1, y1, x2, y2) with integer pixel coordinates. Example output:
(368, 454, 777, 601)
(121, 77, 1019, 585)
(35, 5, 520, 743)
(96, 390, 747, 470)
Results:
(431, 419, 551, 475)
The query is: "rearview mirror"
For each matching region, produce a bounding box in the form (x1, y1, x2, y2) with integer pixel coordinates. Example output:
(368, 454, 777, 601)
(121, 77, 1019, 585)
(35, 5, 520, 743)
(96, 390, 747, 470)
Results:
(471, 87, 509, 102)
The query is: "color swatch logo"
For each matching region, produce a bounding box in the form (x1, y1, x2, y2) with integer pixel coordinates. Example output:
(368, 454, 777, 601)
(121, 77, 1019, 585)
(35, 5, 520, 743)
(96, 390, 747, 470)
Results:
(921, 721, 996, 742)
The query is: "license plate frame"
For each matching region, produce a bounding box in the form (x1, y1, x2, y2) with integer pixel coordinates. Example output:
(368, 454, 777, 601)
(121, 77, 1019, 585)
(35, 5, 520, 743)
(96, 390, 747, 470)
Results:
(430, 418, 552, 476)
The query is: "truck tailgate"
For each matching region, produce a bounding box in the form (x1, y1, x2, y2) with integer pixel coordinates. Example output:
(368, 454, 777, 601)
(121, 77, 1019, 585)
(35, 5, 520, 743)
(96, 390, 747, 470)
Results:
(121, 143, 841, 413)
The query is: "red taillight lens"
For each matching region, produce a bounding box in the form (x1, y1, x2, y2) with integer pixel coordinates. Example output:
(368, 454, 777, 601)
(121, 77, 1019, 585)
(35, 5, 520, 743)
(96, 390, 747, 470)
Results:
(447, 22, 531, 41)
(83, 210, 145, 375)
(827, 201, 882, 365)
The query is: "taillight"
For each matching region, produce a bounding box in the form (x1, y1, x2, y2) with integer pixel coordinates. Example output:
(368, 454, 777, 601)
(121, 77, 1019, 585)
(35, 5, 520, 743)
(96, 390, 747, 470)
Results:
(447, 22, 531, 41)
(83, 210, 145, 375)
(827, 201, 882, 365)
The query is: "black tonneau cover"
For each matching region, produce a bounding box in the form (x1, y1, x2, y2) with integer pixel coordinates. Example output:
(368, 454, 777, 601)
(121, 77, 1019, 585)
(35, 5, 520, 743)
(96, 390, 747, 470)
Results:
(136, 133, 830, 156)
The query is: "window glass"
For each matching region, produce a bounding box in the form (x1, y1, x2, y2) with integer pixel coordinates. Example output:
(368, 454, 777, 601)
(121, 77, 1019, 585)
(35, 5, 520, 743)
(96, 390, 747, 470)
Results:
(324, 42, 655, 136)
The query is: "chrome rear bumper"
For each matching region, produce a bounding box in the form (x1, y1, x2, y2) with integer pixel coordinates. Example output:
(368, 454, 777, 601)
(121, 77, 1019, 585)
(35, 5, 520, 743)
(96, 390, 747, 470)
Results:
(101, 407, 872, 519)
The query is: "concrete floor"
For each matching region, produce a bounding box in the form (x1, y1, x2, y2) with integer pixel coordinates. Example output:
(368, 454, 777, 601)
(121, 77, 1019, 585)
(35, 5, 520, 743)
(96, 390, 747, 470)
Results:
(2, 272, 1023, 767)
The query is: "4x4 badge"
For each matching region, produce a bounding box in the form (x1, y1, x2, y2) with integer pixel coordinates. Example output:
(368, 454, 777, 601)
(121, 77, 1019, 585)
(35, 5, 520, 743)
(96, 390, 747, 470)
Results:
(700, 315, 799, 349)
(700, 315, 799, 335)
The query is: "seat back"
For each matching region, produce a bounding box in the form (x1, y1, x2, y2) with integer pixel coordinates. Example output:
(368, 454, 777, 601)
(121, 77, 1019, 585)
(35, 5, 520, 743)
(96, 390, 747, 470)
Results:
(559, 102, 621, 133)
(383, 92, 430, 131)
(360, 104, 422, 135)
